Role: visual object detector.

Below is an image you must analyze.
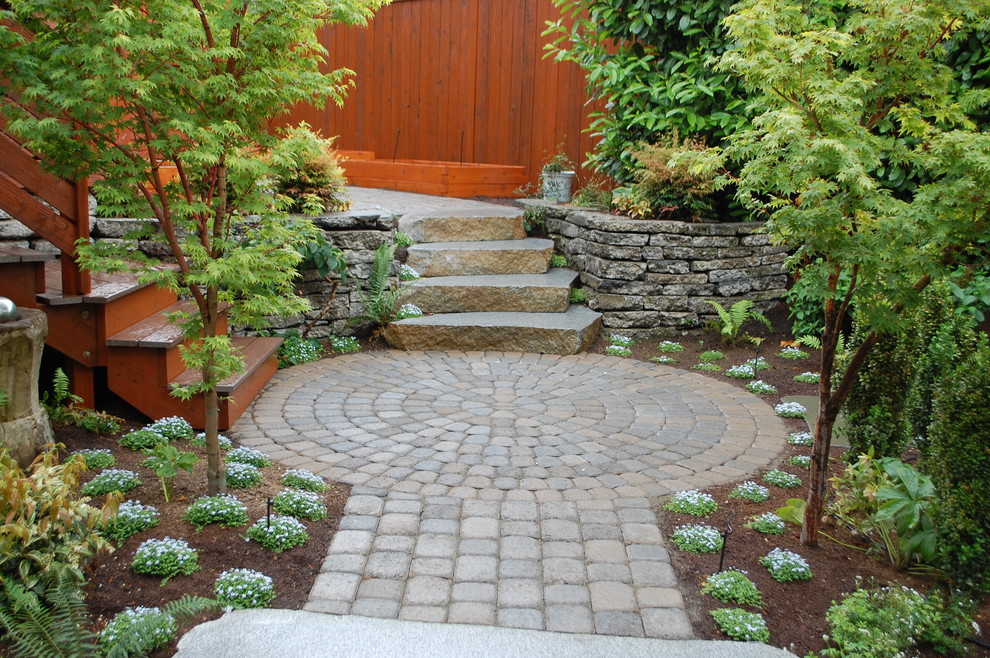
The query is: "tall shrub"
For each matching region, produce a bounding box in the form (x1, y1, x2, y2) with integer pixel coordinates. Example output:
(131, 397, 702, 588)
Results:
(927, 340, 990, 592)
(840, 327, 916, 460)
(905, 283, 980, 452)
(545, 0, 748, 180)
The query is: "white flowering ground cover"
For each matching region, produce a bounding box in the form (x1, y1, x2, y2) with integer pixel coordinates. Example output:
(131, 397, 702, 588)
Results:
(588, 317, 990, 655)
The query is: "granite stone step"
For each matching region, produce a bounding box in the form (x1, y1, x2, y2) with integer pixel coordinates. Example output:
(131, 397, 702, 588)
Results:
(398, 208, 525, 243)
(398, 268, 578, 314)
(405, 238, 553, 277)
(382, 306, 602, 355)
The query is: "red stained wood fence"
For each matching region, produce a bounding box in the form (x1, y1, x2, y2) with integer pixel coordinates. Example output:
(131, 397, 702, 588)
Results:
(281, 0, 602, 191)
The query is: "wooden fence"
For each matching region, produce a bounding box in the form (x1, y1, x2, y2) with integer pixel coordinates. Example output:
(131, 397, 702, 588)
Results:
(282, 0, 602, 189)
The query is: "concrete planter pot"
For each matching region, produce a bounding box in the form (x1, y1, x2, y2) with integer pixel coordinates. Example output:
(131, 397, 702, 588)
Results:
(541, 170, 576, 203)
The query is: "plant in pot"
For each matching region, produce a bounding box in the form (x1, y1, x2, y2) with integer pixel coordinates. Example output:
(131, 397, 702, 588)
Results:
(541, 148, 576, 203)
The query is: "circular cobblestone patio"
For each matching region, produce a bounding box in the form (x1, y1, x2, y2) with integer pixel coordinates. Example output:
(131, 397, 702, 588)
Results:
(233, 351, 786, 500)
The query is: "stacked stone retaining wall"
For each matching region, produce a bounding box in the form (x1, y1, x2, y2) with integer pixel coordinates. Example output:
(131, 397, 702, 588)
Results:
(0, 208, 394, 337)
(539, 204, 789, 335)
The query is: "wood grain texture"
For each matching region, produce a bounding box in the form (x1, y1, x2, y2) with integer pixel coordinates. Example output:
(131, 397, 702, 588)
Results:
(278, 0, 604, 189)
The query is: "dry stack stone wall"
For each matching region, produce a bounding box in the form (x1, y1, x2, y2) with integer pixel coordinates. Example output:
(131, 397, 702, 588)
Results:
(0, 208, 394, 337)
(539, 203, 789, 335)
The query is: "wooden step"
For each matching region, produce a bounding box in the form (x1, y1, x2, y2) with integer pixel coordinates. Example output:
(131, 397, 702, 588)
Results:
(398, 208, 525, 243)
(398, 268, 578, 314)
(405, 238, 553, 277)
(107, 336, 282, 430)
(383, 306, 602, 355)
(0, 245, 56, 309)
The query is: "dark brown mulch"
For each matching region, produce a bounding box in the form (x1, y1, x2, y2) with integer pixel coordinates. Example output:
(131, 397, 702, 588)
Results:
(54, 423, 348, 657)
(588, 301, 990, 655)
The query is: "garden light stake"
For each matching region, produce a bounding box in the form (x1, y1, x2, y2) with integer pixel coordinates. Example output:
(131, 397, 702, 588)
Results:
(718, 513, 738, 572)
(266, 497, 273, 529)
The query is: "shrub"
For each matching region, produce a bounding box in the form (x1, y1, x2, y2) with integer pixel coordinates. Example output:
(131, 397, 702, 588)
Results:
(710, 608, 770, 643)
(745, 380, 777, 395)
(182, 494, 249, 529)
(728, 481, 770, 503)
(329, 335, 360, 354)
(760, 547, 812, 582)
(663, 490, 718, 517)
(81, 469, 142, 496)
(821, 584, 973, 658)
(626, 137, 719, 221)
(927, 340, 990, 592)
(277, 333, 325, 368)
(778, 346, 809, 360)
(99, 606, 176, 655)
(840, 326, 915, 459)
(774, 402, 806, 418)
(119, 429, 168, 451)
(701, 570, 763, 607)
(225, 462, 263, 489)
(670, 524, 724, 553)
(763, 470, 801, 488)
(98, 597, 217, 657)
(905, 282, 980, 452)
(272, 489, 327, 521)
(605, 345, 632, 357)
(393, 303, 423, 320)
(247, 515, 308, 553)
(226, 447, 273, 468)
(746, 513, 786, 536)
(214, 568, 276, 609)
(189, 432, 232, 450)
(131, 537, 200, 583)
(549, 254, 568, 268)
(101, 500, 160, 545)
(281, 469, 328, 492)
(0, 448, 113, 591)
(71, 448, 115, 469)
(398, 264, 420, 281)
(271, 127, 349, 214)
(144, 416, 194, 442)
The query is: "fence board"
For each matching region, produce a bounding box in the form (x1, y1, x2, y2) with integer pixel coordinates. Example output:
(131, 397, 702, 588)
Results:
(280, 0, 601, 191)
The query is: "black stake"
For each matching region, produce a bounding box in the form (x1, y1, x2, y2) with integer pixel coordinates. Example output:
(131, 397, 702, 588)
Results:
(266, 497, 273, 529)
(718, 513, 738, 572)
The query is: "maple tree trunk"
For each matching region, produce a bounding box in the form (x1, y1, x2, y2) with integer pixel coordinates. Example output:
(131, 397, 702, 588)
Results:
(203, 286, 225, 496)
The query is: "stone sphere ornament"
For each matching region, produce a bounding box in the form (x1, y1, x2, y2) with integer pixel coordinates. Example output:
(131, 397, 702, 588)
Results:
(0, 297, 18, 322)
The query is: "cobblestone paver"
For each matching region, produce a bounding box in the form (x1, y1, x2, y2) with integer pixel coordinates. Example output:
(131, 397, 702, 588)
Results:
(230, 351, 787, 638)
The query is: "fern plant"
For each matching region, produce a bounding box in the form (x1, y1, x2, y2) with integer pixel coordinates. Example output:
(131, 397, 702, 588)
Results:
(0, 564, 99, 658)
(353, 244, 399, 327)
(41, 369, 121, 435)
(704, 300, 771, 345)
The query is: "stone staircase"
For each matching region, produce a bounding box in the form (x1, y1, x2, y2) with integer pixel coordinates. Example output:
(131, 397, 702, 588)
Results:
(383, 208, 601, 354)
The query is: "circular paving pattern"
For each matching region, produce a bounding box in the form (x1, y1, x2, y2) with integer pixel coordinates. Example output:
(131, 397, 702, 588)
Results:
(232, 351, 788, 499)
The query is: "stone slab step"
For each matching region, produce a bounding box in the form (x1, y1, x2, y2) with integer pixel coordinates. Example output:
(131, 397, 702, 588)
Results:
(398, 208, 525, 243)
(383, 306, 602, 355)
(398, 268, 578, 313)
(406, 238, 553, 277)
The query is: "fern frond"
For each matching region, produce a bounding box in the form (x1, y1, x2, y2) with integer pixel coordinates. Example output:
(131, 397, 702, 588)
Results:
(796, 334, 822, 349)
(0, 566, 99, 658)
(728, 300, 754, 330)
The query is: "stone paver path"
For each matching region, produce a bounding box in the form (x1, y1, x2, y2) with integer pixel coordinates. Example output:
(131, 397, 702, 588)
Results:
(230, 351, 787, 639)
